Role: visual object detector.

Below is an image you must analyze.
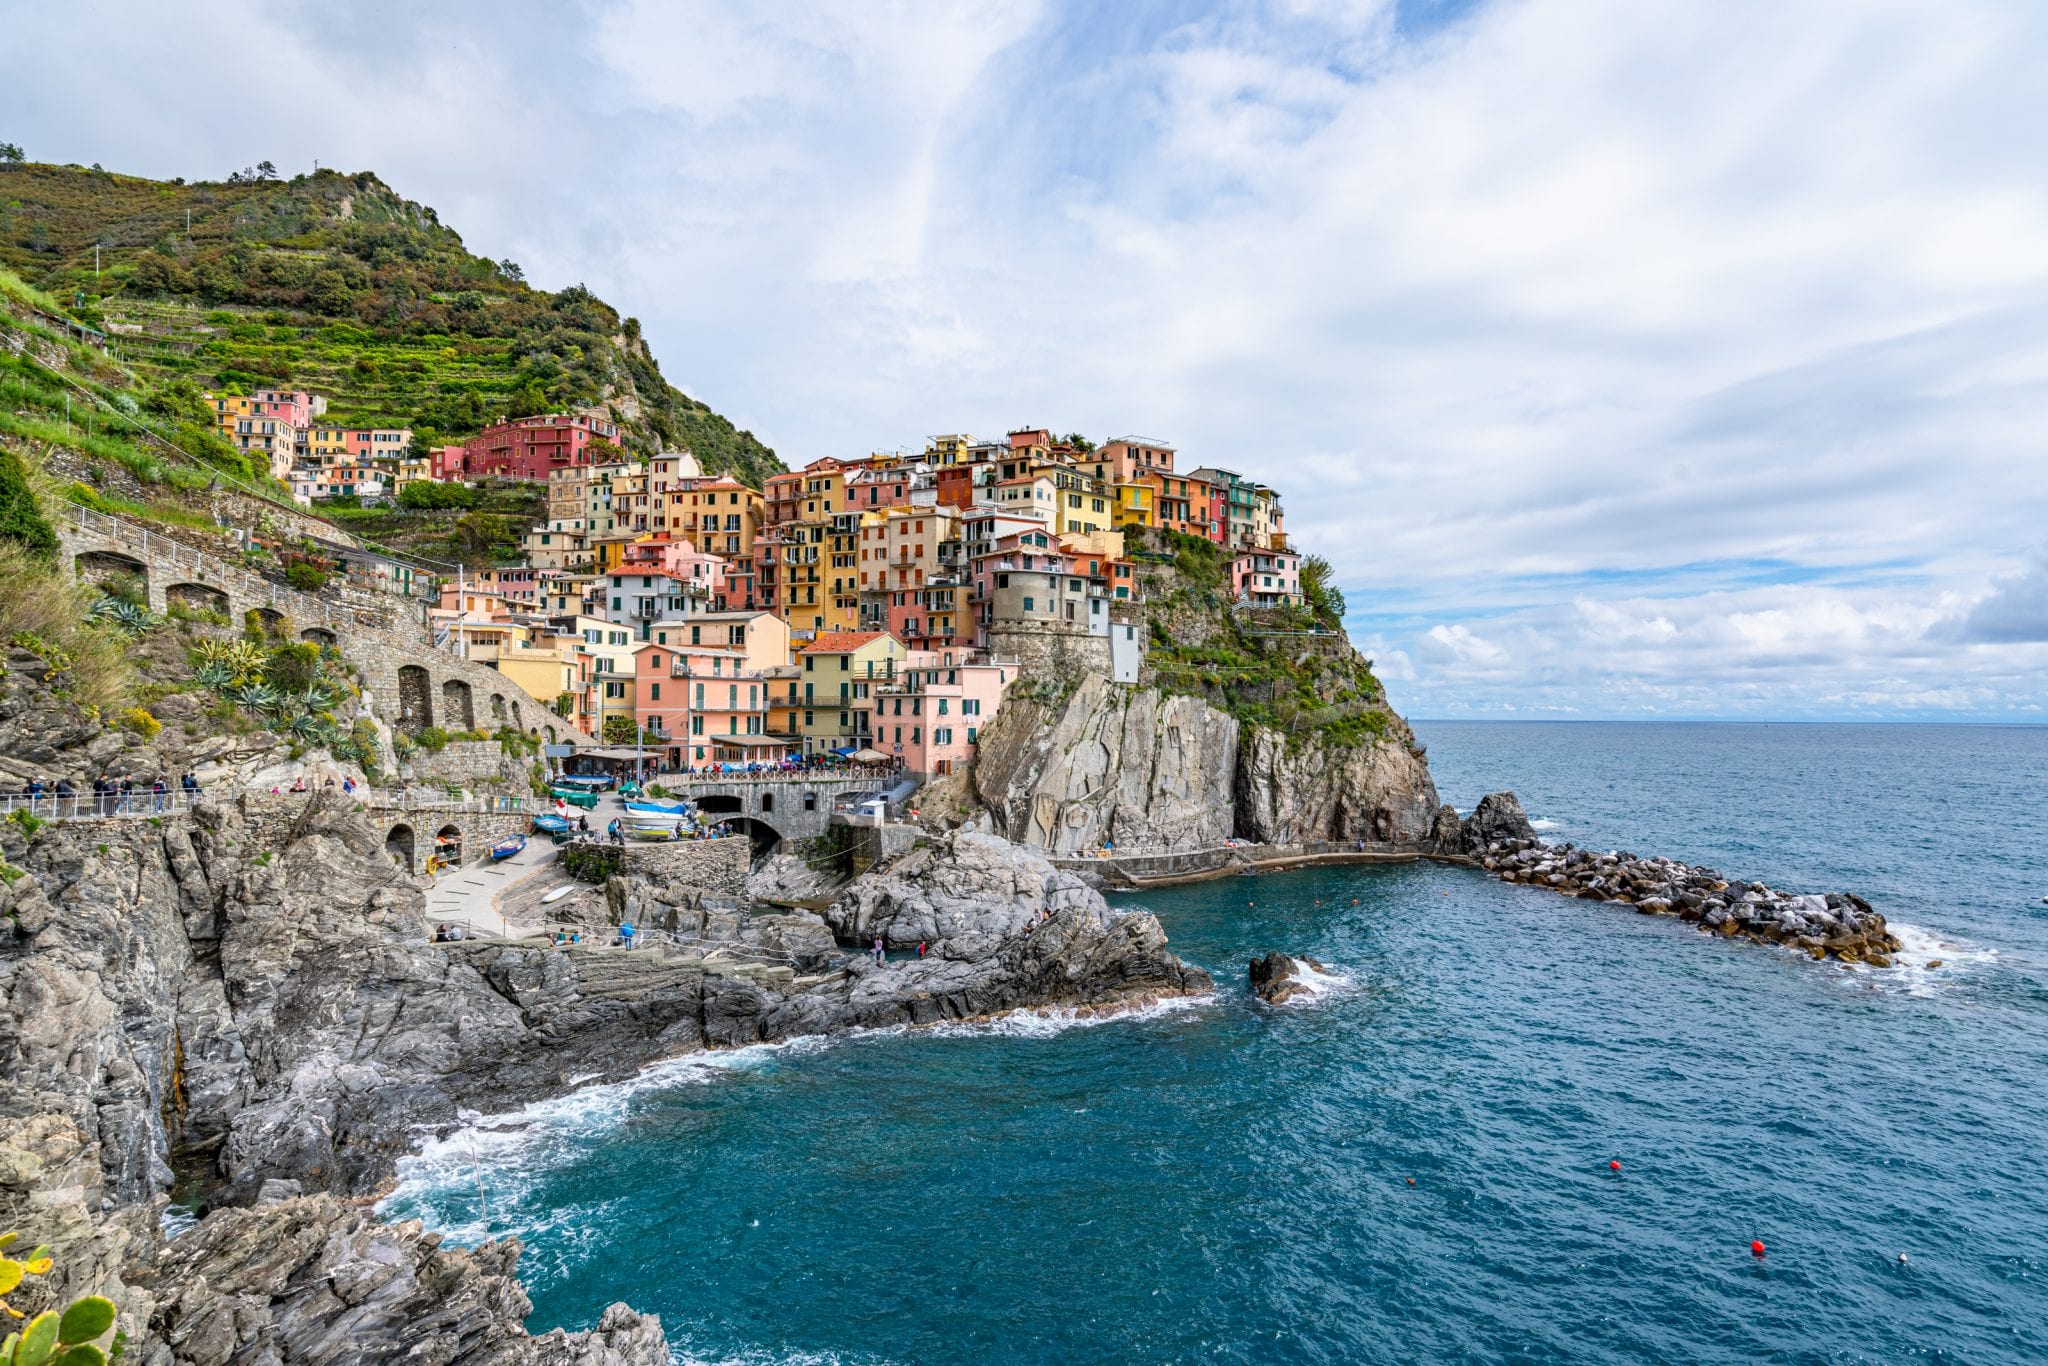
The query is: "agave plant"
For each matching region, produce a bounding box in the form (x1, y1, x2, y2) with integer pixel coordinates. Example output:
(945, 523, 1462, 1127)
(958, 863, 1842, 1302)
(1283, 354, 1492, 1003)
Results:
(227, 681, 283, 715)
(193, 661, 235, 692)
(195, 639, 267, 682)
(286, 713, 337, 744)
(87, 597, 158, 635)
(295, 681, 340, 715)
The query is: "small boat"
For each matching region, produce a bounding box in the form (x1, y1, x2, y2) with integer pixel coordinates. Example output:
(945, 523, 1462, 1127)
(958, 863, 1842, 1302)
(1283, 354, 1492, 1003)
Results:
(490, 834, 528, 861)
(624, 799, 691, 817)
(532, 813, 571, 835)
(547, 786, 600, 809)
(541, 885, 576, 905)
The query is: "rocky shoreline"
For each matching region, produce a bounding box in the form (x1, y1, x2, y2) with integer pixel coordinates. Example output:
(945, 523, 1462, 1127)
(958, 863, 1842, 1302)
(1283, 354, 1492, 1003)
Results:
(1461, 794, 1902, 965)
(0, 790, 1209, 1363)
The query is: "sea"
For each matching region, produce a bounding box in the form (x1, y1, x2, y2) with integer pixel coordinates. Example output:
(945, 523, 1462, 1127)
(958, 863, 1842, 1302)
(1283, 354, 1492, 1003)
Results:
(381, 722, 2048, 1364)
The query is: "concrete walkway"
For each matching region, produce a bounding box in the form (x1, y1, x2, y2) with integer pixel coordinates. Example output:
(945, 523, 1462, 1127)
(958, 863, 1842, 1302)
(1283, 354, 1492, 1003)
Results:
(424, 835, 559, 939)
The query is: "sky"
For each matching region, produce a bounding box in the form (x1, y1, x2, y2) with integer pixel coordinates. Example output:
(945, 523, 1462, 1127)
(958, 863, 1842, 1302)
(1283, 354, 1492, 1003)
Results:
(7, 0, 2047, 720)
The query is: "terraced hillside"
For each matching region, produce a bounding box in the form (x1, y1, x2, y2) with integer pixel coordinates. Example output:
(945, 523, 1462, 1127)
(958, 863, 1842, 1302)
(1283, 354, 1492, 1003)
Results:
(0, 160, 781, 485)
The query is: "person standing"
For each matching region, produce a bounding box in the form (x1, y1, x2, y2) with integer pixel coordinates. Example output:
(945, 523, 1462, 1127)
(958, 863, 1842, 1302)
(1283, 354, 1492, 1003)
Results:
(873, 936, 885, 965)
(152, 777, 168, 813)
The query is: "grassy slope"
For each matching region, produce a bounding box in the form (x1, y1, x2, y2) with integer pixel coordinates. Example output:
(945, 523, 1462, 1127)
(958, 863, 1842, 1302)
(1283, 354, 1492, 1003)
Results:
(1135, 528, 1396, 747)
(0, 162, 782, 486)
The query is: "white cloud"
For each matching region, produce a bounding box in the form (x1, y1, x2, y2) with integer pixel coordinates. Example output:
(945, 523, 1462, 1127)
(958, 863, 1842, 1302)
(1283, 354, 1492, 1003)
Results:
(6, 0, 2047, 716)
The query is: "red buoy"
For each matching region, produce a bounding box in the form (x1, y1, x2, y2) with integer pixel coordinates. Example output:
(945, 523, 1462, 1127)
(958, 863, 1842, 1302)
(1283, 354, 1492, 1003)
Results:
(1751, 1240, 1766, 1257)
(1610, 1160, 1621, 1171)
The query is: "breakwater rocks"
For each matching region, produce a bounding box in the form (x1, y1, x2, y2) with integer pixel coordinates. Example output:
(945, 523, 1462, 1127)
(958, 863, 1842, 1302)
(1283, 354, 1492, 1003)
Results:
(1479, 839, 1901, 965)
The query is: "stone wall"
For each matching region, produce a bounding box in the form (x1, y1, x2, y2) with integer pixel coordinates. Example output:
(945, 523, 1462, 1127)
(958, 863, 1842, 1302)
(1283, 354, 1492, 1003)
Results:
(58, 510, 572, 757)
(619, 836, 750, 898)
(405, 740, 514, 789)
(987, 620, 1110, 683)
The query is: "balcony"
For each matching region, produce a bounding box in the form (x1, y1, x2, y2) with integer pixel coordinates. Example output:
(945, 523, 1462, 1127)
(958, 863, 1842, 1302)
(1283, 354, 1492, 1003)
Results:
(671, 661, 769, 680)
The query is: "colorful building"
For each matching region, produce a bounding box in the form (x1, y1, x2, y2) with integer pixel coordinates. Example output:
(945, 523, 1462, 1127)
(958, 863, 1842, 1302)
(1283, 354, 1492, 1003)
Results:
(460, 413, 622, 481)
(862, 648, 1011, 777)
(794, 631, 905, 756)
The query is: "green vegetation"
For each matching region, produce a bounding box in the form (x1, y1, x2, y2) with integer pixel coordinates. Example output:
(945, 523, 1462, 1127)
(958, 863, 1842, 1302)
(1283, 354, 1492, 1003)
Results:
(0, 450, 56, 557)
(0, 538, 135, 714)
(1138, 528, 1392, 749)
(0, 1230, 120, 1366)
(561, 842, 623, 884)
(0, 162, 782, 485)
(189, 637, 373, 763)
(396, 479, 479, 510)
(328, 480, 541, 566)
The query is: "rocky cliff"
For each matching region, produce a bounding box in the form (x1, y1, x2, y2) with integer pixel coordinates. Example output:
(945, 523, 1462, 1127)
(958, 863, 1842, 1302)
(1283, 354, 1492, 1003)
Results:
(970, 675, 1239, 853)
(969, 675, 1441, 852)
(967, 527, 1444, 853)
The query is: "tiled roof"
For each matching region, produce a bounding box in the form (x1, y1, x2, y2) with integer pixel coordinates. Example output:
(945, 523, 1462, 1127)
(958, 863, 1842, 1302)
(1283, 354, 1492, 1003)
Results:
(800, 631, 892, 654)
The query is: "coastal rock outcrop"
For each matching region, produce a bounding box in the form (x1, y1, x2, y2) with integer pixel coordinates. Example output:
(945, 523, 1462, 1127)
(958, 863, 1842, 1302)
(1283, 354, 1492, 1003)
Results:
(1471, 810, 1899, 964)
(1457, 790, 1537, 853)
(970, 674, 1239, 853)
(1248, 952, 1327, 1005)
(149, 1195, 667, 1364)
(1233, 726, 1441, 846)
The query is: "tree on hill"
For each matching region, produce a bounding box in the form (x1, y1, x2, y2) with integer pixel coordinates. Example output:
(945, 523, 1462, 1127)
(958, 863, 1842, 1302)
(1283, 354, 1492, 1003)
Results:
(0, 450, 58, 558)
(0, 142, 23, 164)
(256, 160, 278, 180)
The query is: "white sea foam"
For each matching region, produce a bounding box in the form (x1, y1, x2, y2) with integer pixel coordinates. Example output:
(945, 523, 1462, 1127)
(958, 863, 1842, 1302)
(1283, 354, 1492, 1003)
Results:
(1870, 922, 2001, 996)
(1529, 817, 1563, 832)
(1267, 959, 1356, 1005)
(384, 992, 1217, 1219)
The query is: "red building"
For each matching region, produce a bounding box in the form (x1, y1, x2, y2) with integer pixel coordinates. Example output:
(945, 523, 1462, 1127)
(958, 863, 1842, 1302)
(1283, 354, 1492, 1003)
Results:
(460, 414, 621, 481)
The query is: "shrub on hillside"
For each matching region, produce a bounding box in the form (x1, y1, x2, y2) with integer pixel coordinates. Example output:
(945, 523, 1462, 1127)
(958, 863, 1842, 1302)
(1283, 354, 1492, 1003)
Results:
(397, 480, 480, 511)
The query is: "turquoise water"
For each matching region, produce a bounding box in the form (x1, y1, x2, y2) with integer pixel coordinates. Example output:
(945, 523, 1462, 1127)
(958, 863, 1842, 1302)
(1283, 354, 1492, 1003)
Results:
(385, 723, 2048, 1363)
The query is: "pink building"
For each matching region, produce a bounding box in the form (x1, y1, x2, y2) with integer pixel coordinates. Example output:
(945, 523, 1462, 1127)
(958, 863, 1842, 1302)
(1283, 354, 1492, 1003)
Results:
(862, 648, 1011, 777)
(461, 413, 621, 481)
(633, 643, 775, 770)
(250, 388, 324, 427)
(1231, 548, 1302, 607)
(621, 536, 726, 583)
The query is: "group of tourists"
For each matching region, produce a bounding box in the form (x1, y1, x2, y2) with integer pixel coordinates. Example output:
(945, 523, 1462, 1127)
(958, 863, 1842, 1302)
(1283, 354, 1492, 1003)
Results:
(14, 773, 204, 817)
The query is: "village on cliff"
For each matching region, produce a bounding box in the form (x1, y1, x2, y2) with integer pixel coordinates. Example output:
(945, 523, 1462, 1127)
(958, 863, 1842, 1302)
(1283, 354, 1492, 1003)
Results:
(206, 392, 1302, 778)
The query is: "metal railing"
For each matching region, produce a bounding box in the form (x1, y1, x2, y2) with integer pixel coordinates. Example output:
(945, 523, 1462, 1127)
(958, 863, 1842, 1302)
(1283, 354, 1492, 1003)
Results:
(0, 789, 201, 820)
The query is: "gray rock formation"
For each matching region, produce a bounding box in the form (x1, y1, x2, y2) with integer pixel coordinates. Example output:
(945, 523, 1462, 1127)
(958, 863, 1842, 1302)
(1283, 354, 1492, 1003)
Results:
(149, 1195, 666, 1364)
(970, 674, 1239, 853)
(1248, 952, 1327, 1005)
(3, 772, 1209, 1360)
(1458, 790, 1537, 853)
(1233, 727, 1441, 845)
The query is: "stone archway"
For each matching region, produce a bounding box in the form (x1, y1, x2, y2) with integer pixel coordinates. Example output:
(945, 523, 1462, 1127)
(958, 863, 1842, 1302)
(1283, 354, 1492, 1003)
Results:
(76, 550, 148, 597)
(695, 794, 742, 817)
(165, 582, 229, 617)
(250, 606, 288, 638)
(442, 677, 475, 731)
(725, 816, 782, 862)
(301, 626, 337, 646)
(385, 823, 416, 873)
(397, 665, 433, 736)
(490, 693, 507, 723)
(433, 822, 463, 870)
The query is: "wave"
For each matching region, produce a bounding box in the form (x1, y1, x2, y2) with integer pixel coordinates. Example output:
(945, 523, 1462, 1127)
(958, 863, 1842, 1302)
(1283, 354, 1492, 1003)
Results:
(1528, 817, 1563, 832)
(383, 994, 1217, 1227)
(1267, 959, 1357, 1005)
(1869, 922, 2001, 996)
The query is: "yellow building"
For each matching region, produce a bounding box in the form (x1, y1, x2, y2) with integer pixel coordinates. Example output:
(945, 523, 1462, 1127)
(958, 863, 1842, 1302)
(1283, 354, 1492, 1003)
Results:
(1113, 481, 1156, 530)
(795, 631, 906, 755)
(676, 477, 765, 559)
